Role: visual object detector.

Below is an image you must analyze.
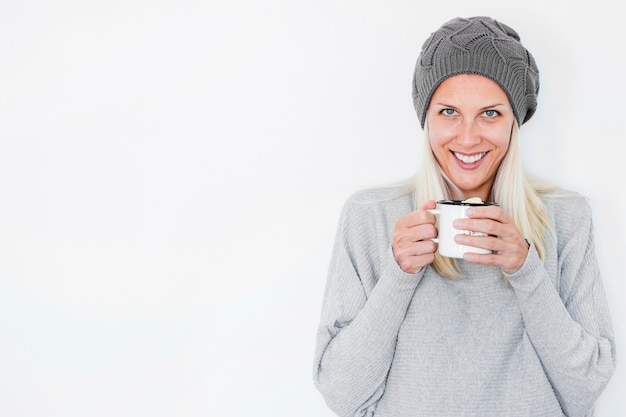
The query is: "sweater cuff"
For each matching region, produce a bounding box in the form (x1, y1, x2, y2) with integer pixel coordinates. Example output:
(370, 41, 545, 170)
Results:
(503, 243, 546, 293)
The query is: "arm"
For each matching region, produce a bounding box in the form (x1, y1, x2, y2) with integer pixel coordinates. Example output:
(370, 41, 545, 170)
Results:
(505, 199, 616, 417)
(313, 198, 423, 417)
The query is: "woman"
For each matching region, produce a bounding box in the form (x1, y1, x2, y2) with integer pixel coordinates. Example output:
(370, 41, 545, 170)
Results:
(312, 16, 616, 417)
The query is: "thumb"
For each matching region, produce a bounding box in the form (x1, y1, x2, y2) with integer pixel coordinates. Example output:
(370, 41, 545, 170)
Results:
(421, 199, 437, 210)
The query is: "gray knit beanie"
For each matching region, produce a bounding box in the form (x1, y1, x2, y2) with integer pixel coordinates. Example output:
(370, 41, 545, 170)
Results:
(412, 16, 539, 128)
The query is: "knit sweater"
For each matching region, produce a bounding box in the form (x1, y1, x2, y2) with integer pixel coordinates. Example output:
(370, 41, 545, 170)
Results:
(313, 185, 616, 417)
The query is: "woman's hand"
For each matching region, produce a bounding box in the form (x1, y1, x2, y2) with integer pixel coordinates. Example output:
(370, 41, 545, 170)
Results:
(453, 205, 529, 275)
(392, 200, 438, 274)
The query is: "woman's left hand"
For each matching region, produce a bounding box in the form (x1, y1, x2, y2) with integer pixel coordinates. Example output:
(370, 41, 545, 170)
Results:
(453, 205, 530, 275)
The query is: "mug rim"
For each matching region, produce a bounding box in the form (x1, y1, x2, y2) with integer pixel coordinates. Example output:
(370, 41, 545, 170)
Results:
(437, 199, 499, 207)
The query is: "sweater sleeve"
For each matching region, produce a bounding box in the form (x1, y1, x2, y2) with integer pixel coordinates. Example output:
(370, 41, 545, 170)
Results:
(505, 198, 616, 417)
(312, 195, 422, 417)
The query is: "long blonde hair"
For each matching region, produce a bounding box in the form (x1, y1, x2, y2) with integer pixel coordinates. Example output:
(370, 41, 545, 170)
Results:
(414, 122, 556, 278)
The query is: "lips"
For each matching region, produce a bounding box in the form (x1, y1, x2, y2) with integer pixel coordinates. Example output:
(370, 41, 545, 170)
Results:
(453, 151, 487, 164)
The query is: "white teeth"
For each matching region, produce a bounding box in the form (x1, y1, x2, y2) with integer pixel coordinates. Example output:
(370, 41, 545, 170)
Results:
(454, 152, 486, 164)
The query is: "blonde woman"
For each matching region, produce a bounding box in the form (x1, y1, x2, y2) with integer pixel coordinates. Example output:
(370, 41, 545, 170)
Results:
(313, 16, 615, 417)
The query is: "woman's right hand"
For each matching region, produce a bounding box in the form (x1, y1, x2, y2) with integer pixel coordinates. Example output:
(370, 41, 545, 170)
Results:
(392, 200, 438, 274)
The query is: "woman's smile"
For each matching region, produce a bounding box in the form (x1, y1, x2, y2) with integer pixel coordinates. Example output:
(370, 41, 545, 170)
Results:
(452, 151, 488, 166)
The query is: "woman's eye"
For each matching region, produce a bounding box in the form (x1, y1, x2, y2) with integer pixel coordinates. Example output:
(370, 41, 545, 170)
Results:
(441, 108, 456, 116)
(484, 109, 499, 118)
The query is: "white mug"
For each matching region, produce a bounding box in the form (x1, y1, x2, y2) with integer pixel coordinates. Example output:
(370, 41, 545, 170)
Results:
(428, 200, 498, 258)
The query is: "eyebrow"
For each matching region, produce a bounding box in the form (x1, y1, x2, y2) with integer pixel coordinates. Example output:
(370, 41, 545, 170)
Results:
(480, 103, 507, 110)
(433, 102, 507, 110)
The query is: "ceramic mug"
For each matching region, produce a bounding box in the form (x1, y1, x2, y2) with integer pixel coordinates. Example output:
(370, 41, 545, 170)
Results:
(428, 200, 498, 258)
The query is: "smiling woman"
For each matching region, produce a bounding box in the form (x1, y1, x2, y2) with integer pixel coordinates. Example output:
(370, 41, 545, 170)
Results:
(312, 16, 616, 417)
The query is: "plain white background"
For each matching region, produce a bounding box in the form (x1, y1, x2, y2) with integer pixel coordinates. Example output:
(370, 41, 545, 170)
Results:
(0, 1, 623, 416)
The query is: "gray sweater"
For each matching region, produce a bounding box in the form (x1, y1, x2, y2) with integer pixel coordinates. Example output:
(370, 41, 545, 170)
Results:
(313, 186, 616, 417)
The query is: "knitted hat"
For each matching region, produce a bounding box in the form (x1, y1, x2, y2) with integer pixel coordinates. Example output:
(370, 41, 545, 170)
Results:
(412, 16, 539, 128)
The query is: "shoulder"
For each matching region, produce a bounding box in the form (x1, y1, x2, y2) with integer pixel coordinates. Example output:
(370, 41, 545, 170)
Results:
(341, 184, 415, 220)
(541, 188, 591, 215)
(336, 184, 415, 245)
(541, 188, 594, 234)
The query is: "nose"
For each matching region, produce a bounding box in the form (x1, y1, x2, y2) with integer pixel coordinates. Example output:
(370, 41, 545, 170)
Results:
(456, 120, 481, 147)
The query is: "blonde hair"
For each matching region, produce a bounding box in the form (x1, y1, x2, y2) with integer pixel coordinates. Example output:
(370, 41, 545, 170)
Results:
(414, 123, 557, 278)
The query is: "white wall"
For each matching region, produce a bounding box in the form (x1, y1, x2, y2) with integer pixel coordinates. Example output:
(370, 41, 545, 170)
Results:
(0, 1, 623, 416)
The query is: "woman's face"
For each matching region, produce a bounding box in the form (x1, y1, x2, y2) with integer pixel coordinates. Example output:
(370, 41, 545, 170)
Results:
(426, 74, 515, 201)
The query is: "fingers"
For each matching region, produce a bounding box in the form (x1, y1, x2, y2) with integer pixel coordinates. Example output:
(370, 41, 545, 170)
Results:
(395, 202, 437, 229)
(452, 206, 529, 274)
(459, 239, 529, 275)
(422, 199, 437, 211)
(453, 206, 513, 239)
(464, 205, 508, 221)
(392, 201, 439, 274)
(393, 239, 437, 274)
